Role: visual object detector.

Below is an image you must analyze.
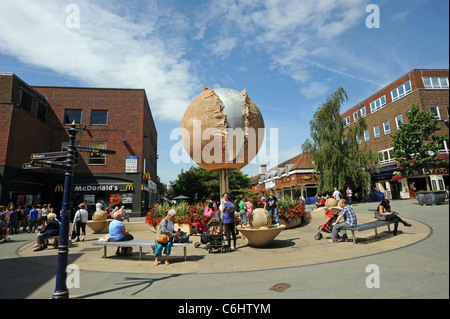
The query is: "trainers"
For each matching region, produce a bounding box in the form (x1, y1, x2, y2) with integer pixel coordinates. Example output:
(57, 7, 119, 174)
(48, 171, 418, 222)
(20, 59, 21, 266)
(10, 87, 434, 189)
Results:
(328, 240, 337, 244)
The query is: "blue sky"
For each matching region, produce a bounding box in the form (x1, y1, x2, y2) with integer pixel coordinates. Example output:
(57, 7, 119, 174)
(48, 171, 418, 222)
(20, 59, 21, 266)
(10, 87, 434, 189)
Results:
(0, 0, 448, 185)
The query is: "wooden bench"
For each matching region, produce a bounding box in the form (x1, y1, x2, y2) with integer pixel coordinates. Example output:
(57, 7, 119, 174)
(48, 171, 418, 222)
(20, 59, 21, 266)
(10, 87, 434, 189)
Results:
(92, 240, 192, 261)
(341, 220, 395, 244)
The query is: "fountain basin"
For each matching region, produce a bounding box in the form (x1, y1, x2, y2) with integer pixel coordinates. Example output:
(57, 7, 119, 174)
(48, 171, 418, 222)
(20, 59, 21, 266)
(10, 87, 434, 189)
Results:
(237, 225, 286, 247)
(86, 220, 112, 234)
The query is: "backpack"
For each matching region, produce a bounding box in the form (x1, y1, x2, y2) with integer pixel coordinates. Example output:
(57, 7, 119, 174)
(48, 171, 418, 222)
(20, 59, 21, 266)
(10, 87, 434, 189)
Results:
(174, 230, 189, 243)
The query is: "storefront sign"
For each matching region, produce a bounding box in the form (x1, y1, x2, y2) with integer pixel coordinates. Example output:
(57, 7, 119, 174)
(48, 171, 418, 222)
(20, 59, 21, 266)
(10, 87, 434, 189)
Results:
(126, 156, 138, 173)
(409, 167, 448, 177)
(74, 185, 120, 192)
(122, 193, 133, 204)
(110, 194, 121, 205)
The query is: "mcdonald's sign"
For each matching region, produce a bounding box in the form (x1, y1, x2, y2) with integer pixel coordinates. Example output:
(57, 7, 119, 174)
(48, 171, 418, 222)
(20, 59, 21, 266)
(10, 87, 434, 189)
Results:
(55, 185, 64, 193)
(143, 173, 151, 181)
(125, 184, 134, 192)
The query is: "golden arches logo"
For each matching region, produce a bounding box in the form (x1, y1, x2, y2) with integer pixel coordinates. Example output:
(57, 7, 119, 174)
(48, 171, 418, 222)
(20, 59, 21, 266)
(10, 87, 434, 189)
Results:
(125, 184, 134, 192)
(143, 173, 151, 181)
(55, 185, 64, 193)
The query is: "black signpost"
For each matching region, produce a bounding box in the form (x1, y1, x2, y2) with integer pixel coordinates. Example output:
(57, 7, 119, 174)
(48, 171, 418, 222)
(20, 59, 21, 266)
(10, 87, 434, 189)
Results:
(23, 122, 116, 299)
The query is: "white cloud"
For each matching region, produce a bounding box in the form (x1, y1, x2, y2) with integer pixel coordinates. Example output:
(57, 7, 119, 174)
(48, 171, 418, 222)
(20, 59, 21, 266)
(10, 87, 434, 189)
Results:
(300, 81, 330, 100)
(0, 0, 200, 122)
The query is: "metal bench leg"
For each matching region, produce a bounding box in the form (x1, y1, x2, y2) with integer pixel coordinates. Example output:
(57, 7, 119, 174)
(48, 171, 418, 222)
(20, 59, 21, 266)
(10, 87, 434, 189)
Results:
(139, 247, 142, 261)
(374, 228, 379, 239)
(103, 246, 107, 258)
(351, 231, 356, 245)
(184, 247, 187, 261)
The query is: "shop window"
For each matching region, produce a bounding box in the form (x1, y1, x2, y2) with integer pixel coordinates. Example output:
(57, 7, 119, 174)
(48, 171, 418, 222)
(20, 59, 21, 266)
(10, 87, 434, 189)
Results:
(64, 109, 82, 125)
(91, 110, 108, 125)
(88, 142, 107, 165)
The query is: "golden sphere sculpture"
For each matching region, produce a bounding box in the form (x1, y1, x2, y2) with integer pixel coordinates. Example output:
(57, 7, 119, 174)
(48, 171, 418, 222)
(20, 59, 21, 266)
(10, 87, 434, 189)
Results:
(180, 87, 265, 171)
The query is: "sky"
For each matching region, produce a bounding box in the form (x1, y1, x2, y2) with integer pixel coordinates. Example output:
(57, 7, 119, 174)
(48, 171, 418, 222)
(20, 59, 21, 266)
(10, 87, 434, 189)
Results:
(0, 0, 448, 186)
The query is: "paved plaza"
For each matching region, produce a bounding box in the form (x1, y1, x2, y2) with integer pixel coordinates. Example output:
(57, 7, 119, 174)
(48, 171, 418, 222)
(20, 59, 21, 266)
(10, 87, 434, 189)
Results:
(0, 199, 448, 300)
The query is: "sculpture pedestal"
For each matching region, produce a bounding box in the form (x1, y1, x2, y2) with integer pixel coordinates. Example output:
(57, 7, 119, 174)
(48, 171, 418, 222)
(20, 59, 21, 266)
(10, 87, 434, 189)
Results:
(86, 220, 111, 234)
(237, 225, 286, 247)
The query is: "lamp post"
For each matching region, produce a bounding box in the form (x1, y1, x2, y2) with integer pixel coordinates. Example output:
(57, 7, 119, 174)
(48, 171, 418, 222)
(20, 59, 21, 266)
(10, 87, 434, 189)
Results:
(52, 122, 78, 299)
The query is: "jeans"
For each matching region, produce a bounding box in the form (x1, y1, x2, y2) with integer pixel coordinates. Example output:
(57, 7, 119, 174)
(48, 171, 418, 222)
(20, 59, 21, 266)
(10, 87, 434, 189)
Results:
(155, 238, 173, 257)
(76, 222, 87, 236)
(268, 208, 280, 224)
(224, 222, 236, 248)
(331, 221, 349, 241)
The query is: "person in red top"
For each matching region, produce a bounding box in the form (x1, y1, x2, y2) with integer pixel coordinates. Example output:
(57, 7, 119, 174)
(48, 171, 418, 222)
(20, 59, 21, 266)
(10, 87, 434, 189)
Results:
(314, 194, 325, 210)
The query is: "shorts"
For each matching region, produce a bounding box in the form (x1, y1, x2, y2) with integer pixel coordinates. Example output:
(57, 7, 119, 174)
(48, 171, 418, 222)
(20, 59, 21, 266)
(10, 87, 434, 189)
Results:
(240, 212, 248, 225)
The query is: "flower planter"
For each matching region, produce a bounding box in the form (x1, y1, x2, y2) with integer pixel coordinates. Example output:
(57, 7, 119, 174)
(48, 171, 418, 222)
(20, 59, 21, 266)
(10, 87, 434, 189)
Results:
(279, 218, 302, 229)
(415, 191, 446, 206)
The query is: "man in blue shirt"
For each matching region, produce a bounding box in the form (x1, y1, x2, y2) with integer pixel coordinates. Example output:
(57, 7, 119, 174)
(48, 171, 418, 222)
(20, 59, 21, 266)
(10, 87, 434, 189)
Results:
(329, 199, 357, 243)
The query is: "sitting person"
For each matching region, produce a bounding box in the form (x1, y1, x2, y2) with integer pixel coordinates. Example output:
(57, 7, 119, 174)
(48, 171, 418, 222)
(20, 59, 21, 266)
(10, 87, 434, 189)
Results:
(109, 211, 134, 256)
(377, 199, 411, 236)
(329, 199, 357, 243)
(314, 195, 325, 210)
(34, 213, 60, 251)
(154, 209, 177, 266)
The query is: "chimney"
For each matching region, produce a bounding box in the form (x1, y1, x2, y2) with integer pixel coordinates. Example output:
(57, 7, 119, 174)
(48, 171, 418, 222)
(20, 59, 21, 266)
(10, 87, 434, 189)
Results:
(260, 164, 267, 174)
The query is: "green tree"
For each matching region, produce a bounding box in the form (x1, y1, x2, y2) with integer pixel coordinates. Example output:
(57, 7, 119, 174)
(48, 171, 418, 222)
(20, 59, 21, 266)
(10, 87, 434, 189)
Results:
(168, 166, 251, 202)
(302, 87, 377, 195)
(391, 105, 449, 177)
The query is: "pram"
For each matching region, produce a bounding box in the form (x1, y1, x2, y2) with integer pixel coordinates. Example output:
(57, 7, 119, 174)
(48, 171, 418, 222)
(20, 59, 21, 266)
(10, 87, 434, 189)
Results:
(195, 218, 225, 253)
(0, 223, 8, 243)
(191, 215, 208, 236)
(314, 208, 340, 240)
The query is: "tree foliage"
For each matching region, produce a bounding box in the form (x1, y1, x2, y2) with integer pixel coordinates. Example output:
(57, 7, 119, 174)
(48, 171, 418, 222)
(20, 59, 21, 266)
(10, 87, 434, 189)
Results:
(302, 87, 377, 194)
(391, 105, 449, 176)
(168, 166, 252, 202)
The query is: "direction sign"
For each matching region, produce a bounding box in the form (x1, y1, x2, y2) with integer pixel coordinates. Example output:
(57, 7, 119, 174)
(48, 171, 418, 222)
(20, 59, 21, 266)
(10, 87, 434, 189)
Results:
(23, 161, 73, 171)
(76, 147, 116, 155)
(31, 152, 70, 160)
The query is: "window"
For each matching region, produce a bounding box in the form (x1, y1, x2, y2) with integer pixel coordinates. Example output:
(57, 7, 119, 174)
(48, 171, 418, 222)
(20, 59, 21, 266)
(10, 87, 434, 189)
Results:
(356, 134, 362, 144)
(395, 115, 403, 130)
(364, 129, 370, 142)
(373, 125, 380, 138)
(64, 109, 82, 125)
(430, 106, 440, 119)
(353, 107, 366, 121)
(33, 100, 48, 121)
(88, 142, 107, 165)
(423, 77, 449, 89)
(383, 121, 391, 134)
(18, 88, 34, 111)
(91, 110, 108, 125)
(370, 96, 386, 113)
(343, 116, 351, 127)
(391, 81, 412, 102)
(378, 148, 395, 164)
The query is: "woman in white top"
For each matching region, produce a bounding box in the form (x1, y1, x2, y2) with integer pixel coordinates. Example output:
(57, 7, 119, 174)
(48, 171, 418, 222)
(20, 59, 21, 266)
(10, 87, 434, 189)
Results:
(74, 203, 89, 242)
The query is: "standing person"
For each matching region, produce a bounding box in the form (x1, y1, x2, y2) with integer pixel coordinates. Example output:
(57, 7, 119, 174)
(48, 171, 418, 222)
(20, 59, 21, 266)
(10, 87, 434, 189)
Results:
(8, 206, 18, 235)
(333, 188, 342, 201)
(207, 193, 220, 219)
(238, 195, 248, 234)
(346, 187, 353, 206)
(154, 210, 176, 266)
(39, 204, 48, 230)
(264, 189, 280, 226)
(0, 206, 8, 240)
(21, 205, 30, 232)
(109, 211, 134, 256)
(329, 199, 357, 244)
(258, 191, 266, 208)
(244, 197, 253, 226)
(96, 200, 103, 211)
(16, 205, 23, 232)
(377, 199, 412, 236)
(73, 203, 89, 242)
(28, 205, 39, 233)
(222, 193, 237, 251)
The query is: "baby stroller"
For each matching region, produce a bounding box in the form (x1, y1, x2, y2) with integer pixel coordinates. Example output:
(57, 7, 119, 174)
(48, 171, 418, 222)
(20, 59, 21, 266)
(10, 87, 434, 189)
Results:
(0, 222, 8, 243)
(197, 218, 225, 253)
(314, 208, 340, 240)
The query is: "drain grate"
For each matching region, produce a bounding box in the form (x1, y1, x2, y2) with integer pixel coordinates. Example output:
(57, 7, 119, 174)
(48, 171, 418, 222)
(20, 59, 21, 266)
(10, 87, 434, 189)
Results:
(269, 283, 291, 293)
(80, 247, 103, 252)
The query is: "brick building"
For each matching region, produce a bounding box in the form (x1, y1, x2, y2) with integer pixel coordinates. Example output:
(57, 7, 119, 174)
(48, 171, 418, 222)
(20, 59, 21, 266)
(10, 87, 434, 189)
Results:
(250, 153, 320, 203)
(0, 73, 158, 216)
(341, 69, 449, 199)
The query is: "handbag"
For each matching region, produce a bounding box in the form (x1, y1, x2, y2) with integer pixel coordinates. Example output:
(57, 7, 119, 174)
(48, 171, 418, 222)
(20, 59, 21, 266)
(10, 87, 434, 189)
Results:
(156, 232, 169, 244)
(71, 223, 77, 240)
(203, 206, 214, 218)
